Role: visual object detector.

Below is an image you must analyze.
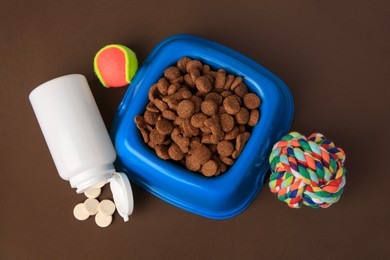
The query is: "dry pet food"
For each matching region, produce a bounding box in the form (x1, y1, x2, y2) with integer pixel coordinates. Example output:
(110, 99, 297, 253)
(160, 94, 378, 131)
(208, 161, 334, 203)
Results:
(135, 57, 261, 177)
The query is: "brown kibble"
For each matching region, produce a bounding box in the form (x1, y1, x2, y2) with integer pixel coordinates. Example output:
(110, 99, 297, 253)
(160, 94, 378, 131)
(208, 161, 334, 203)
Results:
(164, 66, 181, 81)
(234, 82, 249, 98)
(139, 128, 149, 143)
(177, 57, 191, 73)
(155, 145, 170, 160)
(221, 90, 233, 98)
(217, 140, 234, 157)
(170, 75, 184, 84)
(243, 93, 261, 109)
(184, 74, 195, 88)
(168, 143, 184, 161)
(186, 155, 201, 172)
(224, 74, 234, 90)
(134, 115, 147, 129)
(201, 160, 219, 177)
(205, 92, 223, 106)
(190, 143, 211, 165)
(223, 95, 241, 115)
(144, 111, 159, 125)
(154, 99, 168, 111)
(202, 64, 211, 74)
(148, 84, 160, 101)
(230, 76, 243, 90)
(248, 109, 260, 126)
(195, 76, 212, 93)
(191, 113, 207, 128)
(177, 100, 195, 118)
(224, 126, 239, 140)
(220, 113, 235, 132)
(180, 118, 200, 138)
(235, 107, 249, 124)
(204, 115, 224, 141)
(201, 100, 218, 116)
(213, 156, 228, 173)
(171, 127, 190, 153)
(156, 118, 174, 135)
(190, 95, 202, 112)
(215, 69, 226, 89)
(157, 78, 169, 96)
(201, 134, 219, 144)
(186, 60, 202, 71)
(162, 110, 177, 120)
(167, 82, 180, 95)
(219, 156, 234, 165)
(149, 129, 165, 145)
(233, 132, 250, 159)
(189, 68, 200, 83)
(200, 126, 212, 134)
(146, 102, 160, 113)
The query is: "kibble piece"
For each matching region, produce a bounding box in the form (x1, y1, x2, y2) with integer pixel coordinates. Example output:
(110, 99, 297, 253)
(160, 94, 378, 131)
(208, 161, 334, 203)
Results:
(217, 140, 234, 157)
(204, 116, 224, 141)
(234, 83, 248, 98)
(84, 187, 101, 199)
(84, 198, 99, 216)
(235, 107, 249, 124)
(189, 68, 200, 82)
(205, 92, 223, 106)
(139, 128, 149, 143)
(167, 82, 180, 95)
(148, 84, 160, 101)
(221, 90, 233, 98)
(146, 103, 160, 113)
(144, 110, 159, 125)
(156, 119, 174, 135)
(224, 126, 239, 140)
(201, 160, 219, 177)
(219, 156, 234, 165)
(168, 143, 184, 161)
(190, 95, 202, 112)
(154, 99, 168, 111)
(215, 69, 227, 90)
(157, 78, 169, 95)
(149, 129, 165, 145)
(186, 59, 203, 71)
(171, 75, 184, 84)
(224, 74, 235, 90)
(186, 155, 201, 172)
(233, 132, 251, 159)
(95, 212, 112, 228)
(155, 145, 170, 160)
(134, 115, 147, 129)
(201, 100, 218, 116)
(177, 57, 191, 73)
(223, 95, 241, 115)
(248, 109, 260, 126)
(243, 93, 261, 109)
(202, 64, 211, 74)
(164, 66, 181, 81)
(230, 76, 243, 90)
(171, 127, 190, 153)
(191, 143, 211, 165)
(98, 200, 116, 216)
(200, 126, 212, 134)
(184, 74, 195, 87)
(73, 203, 89, 221)
(177, 100, 195, 118)
(220, 113, 235, 132)
(195, 76, 212, 93)
(191, 113, 207, 128)
(162, 110, 177, 120)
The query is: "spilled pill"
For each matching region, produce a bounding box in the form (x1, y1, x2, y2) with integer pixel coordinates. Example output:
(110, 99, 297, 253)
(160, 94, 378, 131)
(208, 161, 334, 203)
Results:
(84, 187, 101, 199)
(84, 198, 99, 215)
(73, 203, 89, 221)
(95, 212, 113, 228)
(98, 200, 116, 216)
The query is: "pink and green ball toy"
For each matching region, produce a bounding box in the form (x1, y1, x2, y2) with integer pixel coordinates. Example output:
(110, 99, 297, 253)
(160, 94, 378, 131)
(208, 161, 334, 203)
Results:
(94, 44, 138, 88)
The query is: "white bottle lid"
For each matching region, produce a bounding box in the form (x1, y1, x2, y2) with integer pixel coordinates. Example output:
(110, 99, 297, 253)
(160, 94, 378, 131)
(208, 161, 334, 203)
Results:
(109, 172, 134, 222)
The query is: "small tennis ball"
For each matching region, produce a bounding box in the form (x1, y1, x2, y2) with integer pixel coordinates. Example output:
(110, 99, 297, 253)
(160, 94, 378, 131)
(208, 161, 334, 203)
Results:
(94, 44, 138, 88)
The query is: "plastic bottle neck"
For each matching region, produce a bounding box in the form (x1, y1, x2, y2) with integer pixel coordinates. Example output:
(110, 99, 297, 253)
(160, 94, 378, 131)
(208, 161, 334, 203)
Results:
(69, 164, 115, 193)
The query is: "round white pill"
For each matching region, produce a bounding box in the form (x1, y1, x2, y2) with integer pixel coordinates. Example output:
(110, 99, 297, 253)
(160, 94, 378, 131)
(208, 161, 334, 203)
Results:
(73, 203, 89, 221)
(98, 200, 116, 216)
(84, 187, 101, 199)
(84, 198, 99, 215)
(95, 180, 108, 189)
(95, 212, 113, 228)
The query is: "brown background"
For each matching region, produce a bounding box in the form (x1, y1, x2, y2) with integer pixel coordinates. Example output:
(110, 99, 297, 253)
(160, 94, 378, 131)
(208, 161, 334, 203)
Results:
(1, 0, 389, 259)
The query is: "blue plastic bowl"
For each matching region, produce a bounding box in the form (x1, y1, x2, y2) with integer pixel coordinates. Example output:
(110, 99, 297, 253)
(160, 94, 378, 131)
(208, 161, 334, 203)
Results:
(111, 34, 294, 219)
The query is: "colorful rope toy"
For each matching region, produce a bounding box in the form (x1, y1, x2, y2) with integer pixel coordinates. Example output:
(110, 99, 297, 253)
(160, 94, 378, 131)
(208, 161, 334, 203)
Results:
(269, 132, 346, 208)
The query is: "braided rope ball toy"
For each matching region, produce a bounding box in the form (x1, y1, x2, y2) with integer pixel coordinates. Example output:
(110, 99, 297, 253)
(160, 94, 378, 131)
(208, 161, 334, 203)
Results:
(269, 132, 346, 208)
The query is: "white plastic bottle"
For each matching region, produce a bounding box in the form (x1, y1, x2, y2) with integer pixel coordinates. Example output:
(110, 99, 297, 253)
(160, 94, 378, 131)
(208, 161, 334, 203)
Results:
(29, 74, 133, 221)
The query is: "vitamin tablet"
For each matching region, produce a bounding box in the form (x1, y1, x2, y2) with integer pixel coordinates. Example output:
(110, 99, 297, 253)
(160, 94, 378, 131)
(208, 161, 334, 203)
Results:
(73, 203, 89, 221)
(84, 187, 101, 199)
(95, 212, 113, 228)
(84, 198, 99, 215)
(94, 180, 108, 189)
(98, 200, 116, 216)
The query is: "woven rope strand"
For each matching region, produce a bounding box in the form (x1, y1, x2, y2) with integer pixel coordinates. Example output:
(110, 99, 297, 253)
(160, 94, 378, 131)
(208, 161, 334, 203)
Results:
(269, 132, 346, 208)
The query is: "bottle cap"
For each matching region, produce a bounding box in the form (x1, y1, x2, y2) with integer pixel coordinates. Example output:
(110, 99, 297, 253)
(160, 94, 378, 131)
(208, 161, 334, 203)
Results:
(109, 172, 134, 221)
